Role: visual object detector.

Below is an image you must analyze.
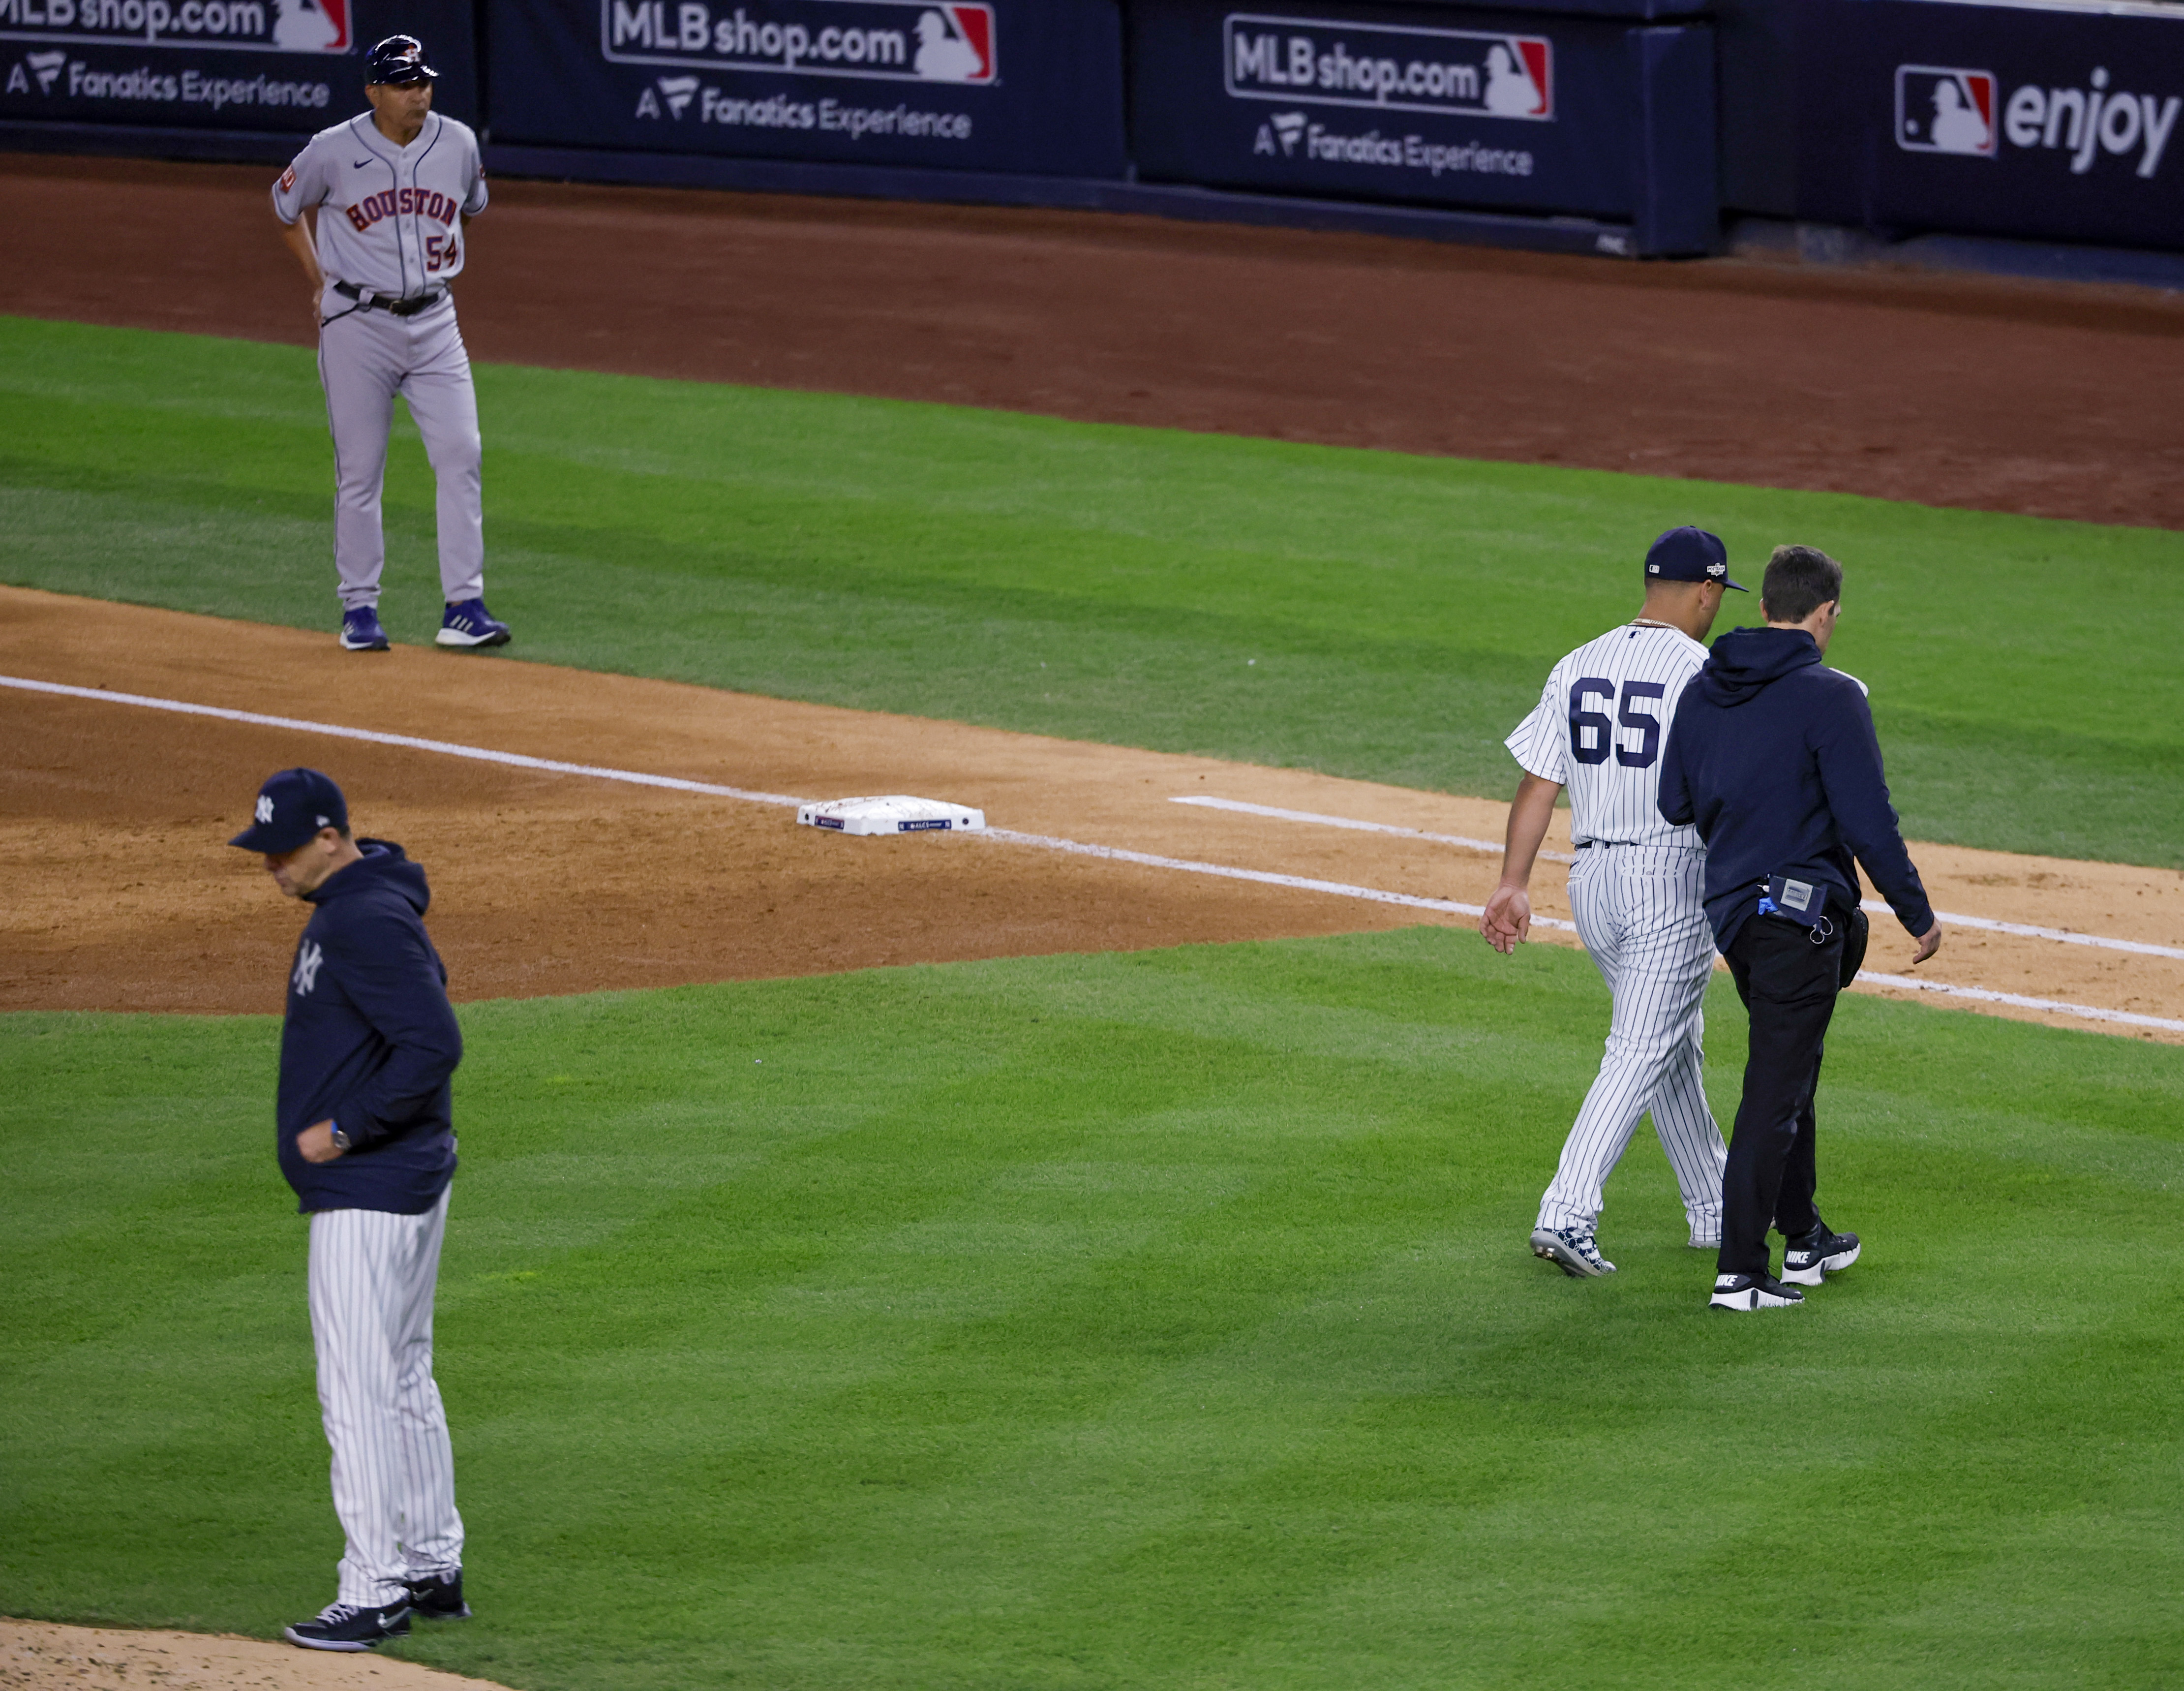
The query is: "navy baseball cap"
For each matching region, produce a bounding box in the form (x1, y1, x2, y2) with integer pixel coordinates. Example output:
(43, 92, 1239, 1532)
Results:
(1644, 526, 1748, 591)
(365, 34, 437, 85)
(229, 769, 349, 854)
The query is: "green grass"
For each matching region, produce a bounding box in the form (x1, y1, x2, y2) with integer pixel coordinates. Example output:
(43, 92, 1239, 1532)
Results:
(2, 315, 2179, 865)
(4, 929, 2181, 1690)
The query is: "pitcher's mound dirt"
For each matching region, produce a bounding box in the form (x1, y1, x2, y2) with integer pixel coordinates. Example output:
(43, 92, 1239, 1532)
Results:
(4, 586, 2180, 1039)
(0, 1619, 512, 1691)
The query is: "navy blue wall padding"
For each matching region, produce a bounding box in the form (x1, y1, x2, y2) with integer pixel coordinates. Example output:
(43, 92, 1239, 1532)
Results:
(1721, 0, 2184, 252)
(1128, 0, 1717, 246)
(1629, 25, 1714, 254)
(1329, 0, 1711, 17)
(482, 0, 1125, 178)
(1710, 0, 1795, 216)
(0, 0, 479, 134)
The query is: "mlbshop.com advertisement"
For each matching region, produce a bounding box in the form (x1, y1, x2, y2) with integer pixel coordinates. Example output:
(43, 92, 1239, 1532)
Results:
(1127, 0, 1704, 225)
(0, 0, 477, 129)
(485, 0, 1124, 176)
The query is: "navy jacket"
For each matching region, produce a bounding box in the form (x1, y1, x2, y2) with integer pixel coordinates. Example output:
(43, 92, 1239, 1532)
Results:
(1658, 627, 1936, 953)
(276, 840, 461, 1214)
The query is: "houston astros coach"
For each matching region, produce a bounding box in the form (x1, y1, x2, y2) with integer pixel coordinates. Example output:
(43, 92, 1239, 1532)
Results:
(229, 768, 471, 1650)
(1657, 546, 1941, 1313)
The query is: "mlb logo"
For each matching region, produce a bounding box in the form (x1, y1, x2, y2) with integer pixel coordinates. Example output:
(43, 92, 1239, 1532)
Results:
(1496, 37, 1551, 120)
(1896, 64, 1998, 157)
(272, 0, 350, 54)
(917, 4, 995, 83)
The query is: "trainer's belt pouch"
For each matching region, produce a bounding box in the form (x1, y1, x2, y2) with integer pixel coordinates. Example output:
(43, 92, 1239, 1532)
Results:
(1755, 874, 1849, 953)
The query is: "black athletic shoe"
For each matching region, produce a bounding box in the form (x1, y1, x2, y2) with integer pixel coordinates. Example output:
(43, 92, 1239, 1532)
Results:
(1782, 1225, 1862, 1287)
(407, 1568, 471, 1620)
(283, 1599, 411, 1652)
(1708, 1272, 1805, 1311)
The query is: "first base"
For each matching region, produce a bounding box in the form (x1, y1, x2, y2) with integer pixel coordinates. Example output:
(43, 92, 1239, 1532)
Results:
(796, 795, 987, 836)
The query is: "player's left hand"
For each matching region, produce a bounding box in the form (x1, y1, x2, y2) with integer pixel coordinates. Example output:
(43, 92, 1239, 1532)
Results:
(1910, 921, 1942, 966)
(297, 1120, 344, 1163)
(1481, 886, 1532, 954)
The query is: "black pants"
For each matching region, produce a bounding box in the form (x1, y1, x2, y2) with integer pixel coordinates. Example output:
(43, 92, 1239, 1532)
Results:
(1717, 914, 1845, 1279)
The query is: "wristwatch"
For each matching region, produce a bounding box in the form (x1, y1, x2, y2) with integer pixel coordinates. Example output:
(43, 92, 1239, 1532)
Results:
(329, 1124, 352, 1152)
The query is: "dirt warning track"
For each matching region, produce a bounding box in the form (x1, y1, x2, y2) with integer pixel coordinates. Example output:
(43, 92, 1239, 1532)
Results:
(4, 587, 2180, 1040)
(5, 154, 2184, 529)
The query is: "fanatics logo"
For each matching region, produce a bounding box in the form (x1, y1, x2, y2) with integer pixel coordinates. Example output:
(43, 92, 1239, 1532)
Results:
(1896, 64, 1998, 157)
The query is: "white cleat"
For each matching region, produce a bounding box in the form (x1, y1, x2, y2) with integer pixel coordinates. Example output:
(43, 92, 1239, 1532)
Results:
(1531, 1226, 1616, 1278)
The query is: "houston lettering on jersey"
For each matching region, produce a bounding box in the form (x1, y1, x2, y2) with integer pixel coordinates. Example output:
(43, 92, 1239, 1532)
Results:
(345, 187, 461, 234)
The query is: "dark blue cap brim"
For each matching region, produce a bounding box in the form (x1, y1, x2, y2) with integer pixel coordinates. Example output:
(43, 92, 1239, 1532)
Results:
(230, 820, 322, 854)
(1724, 576, 1749, 592)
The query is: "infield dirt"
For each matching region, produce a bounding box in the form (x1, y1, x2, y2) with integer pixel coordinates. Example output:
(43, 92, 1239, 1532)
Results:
(4, 587, 2179, 1039)
(3, 154, 2184, 529)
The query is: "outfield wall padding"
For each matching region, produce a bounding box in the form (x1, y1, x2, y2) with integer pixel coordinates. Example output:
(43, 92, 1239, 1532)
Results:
(483, 0, 1127, 179)
(0, 0, 478, 132)
(1127, 0, 1717, 253)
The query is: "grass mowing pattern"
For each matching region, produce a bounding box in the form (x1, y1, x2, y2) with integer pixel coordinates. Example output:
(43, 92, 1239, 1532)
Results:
(5, 928, 2181, 1690)
(2, 315, 2179, 867)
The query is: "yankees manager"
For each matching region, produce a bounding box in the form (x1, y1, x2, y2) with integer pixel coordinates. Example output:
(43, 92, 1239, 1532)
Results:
(1658, 546, 1941, 1312)
(229, 769, 471, 1649)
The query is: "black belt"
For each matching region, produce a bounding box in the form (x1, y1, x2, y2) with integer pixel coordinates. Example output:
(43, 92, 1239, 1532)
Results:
(333, 282, 446, 316)
(1576, 840, 1642, 850)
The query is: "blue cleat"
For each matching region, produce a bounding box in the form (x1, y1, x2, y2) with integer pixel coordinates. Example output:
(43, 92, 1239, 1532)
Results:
(340, 606, 391, 651)
(436, 598, 511, 648)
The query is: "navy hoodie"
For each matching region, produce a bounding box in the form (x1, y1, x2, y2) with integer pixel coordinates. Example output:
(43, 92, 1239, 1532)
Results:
(1658, 627, 1935, 953)
(276, 839, 461, 1214)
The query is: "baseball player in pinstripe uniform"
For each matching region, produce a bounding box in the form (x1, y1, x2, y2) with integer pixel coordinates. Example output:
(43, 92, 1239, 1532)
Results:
(229, 769, 472, 1651)
(1482, 528, 1745, 1277)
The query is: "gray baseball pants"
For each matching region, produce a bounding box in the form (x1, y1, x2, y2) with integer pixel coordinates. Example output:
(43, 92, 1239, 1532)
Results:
(308, 1185, 463, 1608)
(317, 292, 484, 612)
(1536, 842, 1729, 1242)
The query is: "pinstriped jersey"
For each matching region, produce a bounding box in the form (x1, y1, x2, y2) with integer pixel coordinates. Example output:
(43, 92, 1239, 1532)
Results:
(1505, 622, 1709, 849)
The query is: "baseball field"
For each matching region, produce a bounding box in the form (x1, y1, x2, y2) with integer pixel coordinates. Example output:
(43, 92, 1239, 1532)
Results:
(5, 156, 2184, 1691)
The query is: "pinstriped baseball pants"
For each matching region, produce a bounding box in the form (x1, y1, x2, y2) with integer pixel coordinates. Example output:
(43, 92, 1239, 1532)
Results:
(1536, 844, 1728, 1239)
(307, 1187, 463, 1608)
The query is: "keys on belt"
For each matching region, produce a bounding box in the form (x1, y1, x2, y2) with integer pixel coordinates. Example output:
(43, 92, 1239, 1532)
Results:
(333, 281, 446, 316)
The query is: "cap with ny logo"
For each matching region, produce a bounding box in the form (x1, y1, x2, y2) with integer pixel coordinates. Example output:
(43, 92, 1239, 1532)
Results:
(229, 768, 349, 854)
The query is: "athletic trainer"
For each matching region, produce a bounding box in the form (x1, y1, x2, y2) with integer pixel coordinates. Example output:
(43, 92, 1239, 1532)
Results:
(1484, 526, 1740, 1278)
(1658, 545, 1941, 1313)
(229, 769, 473, 1650)
(273, 35, 512, 654)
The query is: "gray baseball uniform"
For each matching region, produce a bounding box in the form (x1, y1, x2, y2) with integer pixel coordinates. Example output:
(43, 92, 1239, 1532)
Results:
(1505, 623, 1729, 1244)
(273, 112, 489, 613)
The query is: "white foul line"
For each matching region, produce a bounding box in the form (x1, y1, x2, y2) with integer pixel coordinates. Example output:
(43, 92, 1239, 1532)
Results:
(1851, 972, 2184, 1035)
(981, 827, 1577, 931)
(7, 673, 2168, 1033)
(1172, 793, 1577, 863)
(0, 675, 808, 808)
(1175, 791, 2181, 963)
(1855, 900, 2184, 961)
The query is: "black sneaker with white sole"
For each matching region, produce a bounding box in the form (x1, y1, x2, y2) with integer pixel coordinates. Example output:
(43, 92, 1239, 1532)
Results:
(283, 1599, 411, 1651)
(1782, 1225, 1861, 1286)
(1708, 1272, 1805, 1311)
(407, 1568, 471, 1621)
